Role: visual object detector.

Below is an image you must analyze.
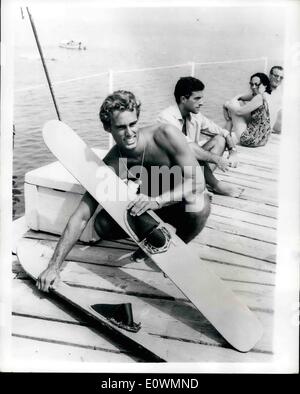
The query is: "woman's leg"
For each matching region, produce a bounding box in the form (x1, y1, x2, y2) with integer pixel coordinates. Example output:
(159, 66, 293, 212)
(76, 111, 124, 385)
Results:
(226, 99, 249, 144)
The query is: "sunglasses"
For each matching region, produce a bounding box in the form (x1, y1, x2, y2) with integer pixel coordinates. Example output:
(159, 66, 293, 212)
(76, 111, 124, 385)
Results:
(271, 73, 284, 80)
(249, 82, 261, 87)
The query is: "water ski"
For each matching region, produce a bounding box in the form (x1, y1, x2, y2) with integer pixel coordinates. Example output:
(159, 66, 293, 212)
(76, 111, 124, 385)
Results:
(16, 237, 168, 361)
(28, 119, 263, 353)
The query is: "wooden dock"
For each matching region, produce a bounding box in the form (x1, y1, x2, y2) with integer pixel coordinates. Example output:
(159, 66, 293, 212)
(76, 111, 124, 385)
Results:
(11, 134, 280, 365)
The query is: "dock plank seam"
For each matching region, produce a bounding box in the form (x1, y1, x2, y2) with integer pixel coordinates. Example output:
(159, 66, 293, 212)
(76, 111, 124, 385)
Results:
(211, 202, 277, 219)
(149, 333, 273, 355)
(201, 258, 276, 274)
(211, 213, 277, 230)
(48, 280, 276, 313)
(202, 243, 276, 264)
(11, 333, 129, 355)
(12, 311, 89, 327)
(205, 225, 277, 245)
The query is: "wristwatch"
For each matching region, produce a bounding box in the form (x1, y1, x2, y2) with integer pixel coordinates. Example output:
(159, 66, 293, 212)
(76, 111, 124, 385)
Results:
(155, 195, 163, 209)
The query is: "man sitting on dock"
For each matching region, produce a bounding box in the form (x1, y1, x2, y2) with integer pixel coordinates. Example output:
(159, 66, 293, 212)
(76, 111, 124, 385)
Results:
(37, 90, 211, 292)
(157, 77, 243, 197)
(268, 66, 284, 133)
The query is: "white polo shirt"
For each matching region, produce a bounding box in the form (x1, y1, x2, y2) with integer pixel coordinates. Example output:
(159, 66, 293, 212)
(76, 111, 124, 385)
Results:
(157, 105, 229, 146)
(268, 86, 283, 129)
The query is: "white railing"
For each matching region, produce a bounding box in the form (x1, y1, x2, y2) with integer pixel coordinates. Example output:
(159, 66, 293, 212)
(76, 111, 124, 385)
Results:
(15, 56, 268, 93)
(15, 57, 268, 146)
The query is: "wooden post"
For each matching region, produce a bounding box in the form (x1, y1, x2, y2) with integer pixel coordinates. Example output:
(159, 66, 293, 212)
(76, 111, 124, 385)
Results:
(189, 62, 195, 76)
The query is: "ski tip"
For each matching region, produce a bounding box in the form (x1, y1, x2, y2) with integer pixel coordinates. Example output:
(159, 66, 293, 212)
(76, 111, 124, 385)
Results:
(234, 319, 264, 353)
(42, 119, 66, 138)
(43, 119, 62, 131)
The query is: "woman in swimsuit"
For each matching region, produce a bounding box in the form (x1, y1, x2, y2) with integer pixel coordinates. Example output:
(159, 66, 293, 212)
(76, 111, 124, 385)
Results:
(223, 73, 272, 147)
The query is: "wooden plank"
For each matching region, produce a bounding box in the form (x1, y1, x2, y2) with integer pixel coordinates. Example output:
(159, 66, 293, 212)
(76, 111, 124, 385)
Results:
(211, 180, 278, 207)
(237, 159, 278, 171)
(13, 249, 276, 334)
(216, 168, 277, 188)
(12, 314, 136, 358)
(50, 260, 275, 309)
(13, 263, 273, 355)
(217, 164, 277, 182)
(213, 173, 278, 206)
(206, 261, 275, 289)
(239, 190, 277, 207)
(193, 244, 276, 274)
(13, 248, 274, 361)
(11, 334, 272, 365)
(238, 142, 279, 153)
(14, 238, 277, 294)
(16, 238, 150, 273)
(211, 205, 277, 229)
(72, 285, 273, 353)
(12, 279, 87, 324)
(237, 157, 277, 170)
(13, 252, 273, 348)
(21, 228, 277, 272)
(215, 171, 277, 190)
(238, 141, 279, 154)
(211, 195, 277, 218)
(237, 152, 278, 167)
(11, 336, 135, 364)
(238, 137, 279, 152)
(206, 216, 277, 244)
(195, 227, 276, 263)
(14, 236, 276, 287)
(11, 133, 280, 364)
(40, 282, 273, 354)
(14, 251, 275, 316)
(24, 230, 135, 251)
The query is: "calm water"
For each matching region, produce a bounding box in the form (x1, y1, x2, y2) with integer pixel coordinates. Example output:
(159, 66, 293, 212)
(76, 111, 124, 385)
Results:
(12, 6, 285, 218)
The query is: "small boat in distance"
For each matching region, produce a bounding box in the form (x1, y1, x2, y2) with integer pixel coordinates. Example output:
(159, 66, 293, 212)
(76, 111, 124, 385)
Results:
(59, 40, 86, 50)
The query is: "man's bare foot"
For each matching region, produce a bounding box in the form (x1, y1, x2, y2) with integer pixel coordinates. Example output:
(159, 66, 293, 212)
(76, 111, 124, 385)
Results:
(212, 181, 244, 198)
(130, 248, 165, 274)
(131, 248, 148, 262)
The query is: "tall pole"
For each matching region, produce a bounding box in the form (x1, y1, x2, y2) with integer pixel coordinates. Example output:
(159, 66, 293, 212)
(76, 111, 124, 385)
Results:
(26, 7, 61, 120)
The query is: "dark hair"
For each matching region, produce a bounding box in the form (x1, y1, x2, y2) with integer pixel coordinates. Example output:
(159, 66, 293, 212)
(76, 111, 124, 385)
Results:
(250, 72, 272, 94)
(269, 65, 283, 75)
(99, 90, 141, 131)
(174, 77, 205, 103)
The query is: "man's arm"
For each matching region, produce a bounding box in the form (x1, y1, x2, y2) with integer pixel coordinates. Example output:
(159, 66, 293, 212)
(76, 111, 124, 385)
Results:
(199, 114, 239, 168)
(160, 124, 205, 196)
(158, 109, 235, 170)
(189, 142, 231, 172)
(128, 125, 206, 216)
(198, 112, 230, 139)
(37, 191, 98, 292)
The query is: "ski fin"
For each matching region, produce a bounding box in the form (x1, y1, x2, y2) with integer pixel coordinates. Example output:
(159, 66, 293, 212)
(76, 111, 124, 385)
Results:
(91, 303, 141, 333)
